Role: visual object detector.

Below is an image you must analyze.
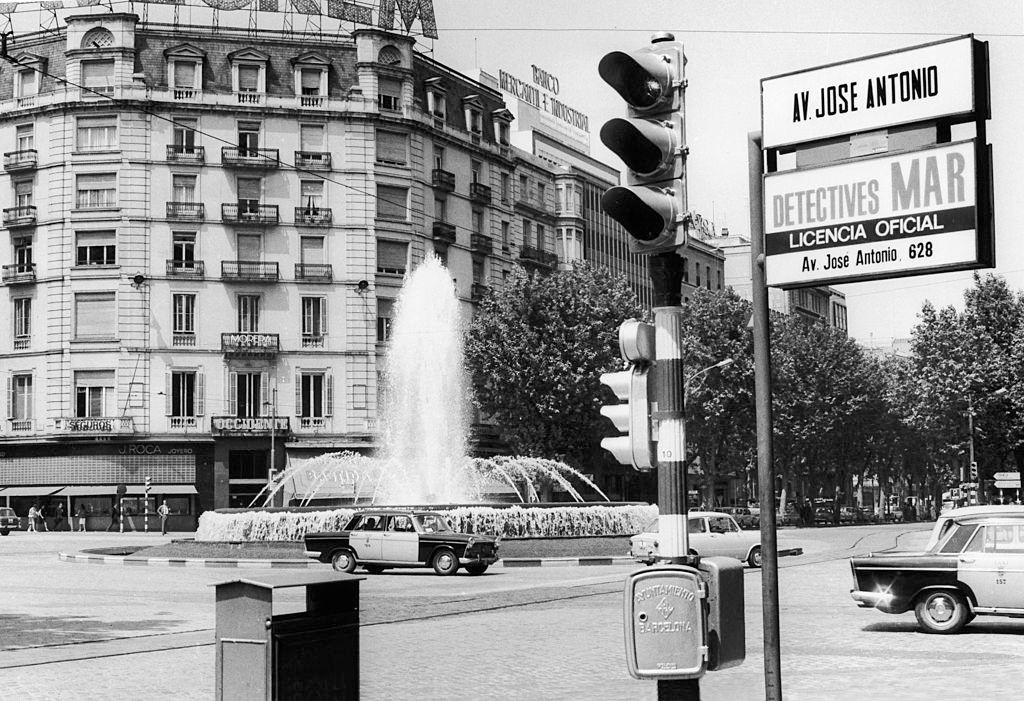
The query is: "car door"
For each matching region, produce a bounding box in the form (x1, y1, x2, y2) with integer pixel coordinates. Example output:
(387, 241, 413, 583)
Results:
(687, 516, 711, 555)
(708, 515, 747, 559)
(349, 513, 383, 561)
(957, 523, 1024, 610)
(381, 514, 420, 563)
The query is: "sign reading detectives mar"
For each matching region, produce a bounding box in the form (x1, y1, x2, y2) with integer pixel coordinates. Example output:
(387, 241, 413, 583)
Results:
(764, 140, 991, 288)
(761, 35, 984, 149)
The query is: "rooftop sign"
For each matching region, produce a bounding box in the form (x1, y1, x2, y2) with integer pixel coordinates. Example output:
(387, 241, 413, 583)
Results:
(762, 36, 982, 149)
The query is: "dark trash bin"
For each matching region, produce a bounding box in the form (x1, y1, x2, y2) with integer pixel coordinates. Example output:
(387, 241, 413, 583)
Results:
(211, 571, 364, 701)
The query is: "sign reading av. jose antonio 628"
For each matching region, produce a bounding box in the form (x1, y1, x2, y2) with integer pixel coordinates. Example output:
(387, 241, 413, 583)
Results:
(762, 35, 984, 149)
(764, 139, 992, 288)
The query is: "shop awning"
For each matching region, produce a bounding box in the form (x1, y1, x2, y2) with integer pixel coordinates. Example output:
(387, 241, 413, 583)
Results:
(51, 486, 116, 497)
(126, 485, 198, 495)
(0, 486, 63, 497)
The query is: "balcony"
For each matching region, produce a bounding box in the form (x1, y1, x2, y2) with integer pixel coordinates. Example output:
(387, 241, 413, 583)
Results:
(4, 149, 37, 171)
(299, 417, 329, 430)
(2, 263, 36, 284)
(520, 245, 559, 269)
(299, 95, 326, 108)
(221, 260, 279, 281)
(166, 202, 205, 221)
(431, 168, 456, 192)
(301, 334, 325, 349)
(8, 419, 33, 432)
(53, 416, 135, 437)
(470, 234, 493, 255)
(221, 146, 279, 168)
(295, 263, 333, 282)
(165, 259, 206, 278)
(515, 193, 553, 216)
(222, 203, 279, 225)
(166, 145, 205, 163)
(172, 333, 196, 347)
(3, 206, 36, 228)
(234, 91, 265, 105)
(169, 417, 197, 430)
(471, 282, 489, 302)
(295, 151, 332, 170)
(221, 332, 280, 357)
(294, 206, 332, 226)
(172, 87, 202, 102)
(211, 415, 290, 436)
(470, 182, 492, 204)
(432, 221, 456, 246)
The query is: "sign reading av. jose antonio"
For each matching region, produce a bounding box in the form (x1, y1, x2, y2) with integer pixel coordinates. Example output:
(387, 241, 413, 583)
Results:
(764, 140, 992, 288)
(762, 35, 983, 149)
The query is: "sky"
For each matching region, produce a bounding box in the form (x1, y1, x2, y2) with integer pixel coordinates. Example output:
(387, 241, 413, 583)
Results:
(417, 0, 1024, 348)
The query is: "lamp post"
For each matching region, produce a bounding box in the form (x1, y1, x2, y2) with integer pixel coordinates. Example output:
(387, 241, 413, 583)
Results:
(264, 387, 279, 507)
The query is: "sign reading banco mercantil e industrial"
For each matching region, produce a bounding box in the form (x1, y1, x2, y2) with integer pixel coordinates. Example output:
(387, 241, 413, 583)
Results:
(761, 35, 984, 149)
(764, 139, 992, 288)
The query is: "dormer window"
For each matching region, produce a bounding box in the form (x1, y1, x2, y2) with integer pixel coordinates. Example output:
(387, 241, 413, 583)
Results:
(292, 52, 329, 108)
(228, 48, 269, 105)
(164, 44, 205, 101)
(12, 54, 45, 107)
(425, 77, 447, 123)
(463, 95, 484, 143)
(493, 108, 514, 149)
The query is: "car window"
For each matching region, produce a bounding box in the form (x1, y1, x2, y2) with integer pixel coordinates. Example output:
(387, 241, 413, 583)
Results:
(688, 517, 706, 533)
(388, 515, 414, 532)
(361, 515, 383, 531)
(977, 525, 1024, 554)
(416, 513, 453, 533)
(940, 523, 979, 553)
(709, 516, 737, 533)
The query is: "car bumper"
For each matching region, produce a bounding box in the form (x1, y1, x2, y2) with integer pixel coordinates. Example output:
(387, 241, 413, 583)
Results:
(304, 550, 323, 559)
(459, 555, 500, 566)
(850, 589, 895, 609)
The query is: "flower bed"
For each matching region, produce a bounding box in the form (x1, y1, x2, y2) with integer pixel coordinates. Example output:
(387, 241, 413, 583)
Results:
(196, 503, 658, 542)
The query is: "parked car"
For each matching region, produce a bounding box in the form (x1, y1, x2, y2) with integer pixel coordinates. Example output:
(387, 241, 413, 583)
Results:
(0, 506, 19, 535)
(715, 506, 758, 530)
(850, 508, 1024, 633)
(839, 506, 864, 524)
(629, 511, 763, 567)
(304, 509, 500, 576)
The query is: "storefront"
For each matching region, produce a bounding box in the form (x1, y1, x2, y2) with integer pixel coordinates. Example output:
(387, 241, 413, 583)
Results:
(0, 441, 214, 530)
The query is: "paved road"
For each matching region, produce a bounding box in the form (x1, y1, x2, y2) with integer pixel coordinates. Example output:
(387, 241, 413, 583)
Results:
(3, 524, 1024, 700)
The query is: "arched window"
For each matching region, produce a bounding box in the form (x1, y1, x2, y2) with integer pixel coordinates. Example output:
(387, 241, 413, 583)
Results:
(377, 45, 401, 65)
(82, 28, 115, 50)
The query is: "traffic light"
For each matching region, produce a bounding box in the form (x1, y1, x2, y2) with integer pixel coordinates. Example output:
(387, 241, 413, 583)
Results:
(599, 33, 688, 254)
(599, 320, 656, 471)
(970, 461, 978, 481)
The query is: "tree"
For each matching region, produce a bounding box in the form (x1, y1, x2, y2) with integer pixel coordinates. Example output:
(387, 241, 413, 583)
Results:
(464, 263, 644, 470)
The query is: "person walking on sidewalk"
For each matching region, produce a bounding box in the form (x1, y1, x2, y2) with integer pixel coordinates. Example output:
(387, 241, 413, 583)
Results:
(157, 500, 170, 536)
(54, 502, 67, 532)
(107, 502, 120, 532)
(27, 504, 38, 532)
(75, 503, 87, 532)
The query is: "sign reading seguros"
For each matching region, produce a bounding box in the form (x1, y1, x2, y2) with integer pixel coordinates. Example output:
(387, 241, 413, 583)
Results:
(764, 139, 992, 288)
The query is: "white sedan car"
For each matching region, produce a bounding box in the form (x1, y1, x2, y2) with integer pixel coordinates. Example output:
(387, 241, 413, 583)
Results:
(629, 511, 763, 567)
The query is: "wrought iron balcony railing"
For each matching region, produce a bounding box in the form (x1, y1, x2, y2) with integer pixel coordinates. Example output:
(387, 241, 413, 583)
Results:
(519, 245, 559, 268)
(166, 259, 205, 277)
(166, 202, 205, 221)
(2, 206, 36, 227)
(432, 221, 457, 245)
(294, 263, 333, 281)
(166, 144, 205, 163)
(470, 233, 493, 255)
(221, 332, 280, 356)
(4, 149, 37, 171)
(294, 206, 332, 226)
(431, 168, 456, 192)
(221, 260, 280, 281)
(470, 181, 492, 203)
(2, 263, 36, 284)
(294, 151, 332, 170)
(221, 146, 279, 168)
(222, 203, 279, 225)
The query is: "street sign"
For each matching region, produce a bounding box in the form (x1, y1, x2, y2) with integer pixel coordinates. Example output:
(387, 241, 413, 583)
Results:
(764, 139, 992, 288)
(761, 35, 984, 149)
(993, 471, 1020, 481)
(994, 480, 1021, 489)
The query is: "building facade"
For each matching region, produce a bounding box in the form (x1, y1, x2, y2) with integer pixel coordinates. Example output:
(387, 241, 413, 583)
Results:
(0, 12, 562, 523)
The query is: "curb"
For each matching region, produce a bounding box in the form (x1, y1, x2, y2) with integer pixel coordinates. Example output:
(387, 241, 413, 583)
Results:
(59, 552, 637, 569)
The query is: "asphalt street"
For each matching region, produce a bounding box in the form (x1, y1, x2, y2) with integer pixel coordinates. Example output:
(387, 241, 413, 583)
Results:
(2, 524, 1023, 700)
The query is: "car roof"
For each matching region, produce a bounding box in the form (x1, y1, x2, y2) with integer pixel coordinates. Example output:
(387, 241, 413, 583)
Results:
(941, 505, 1024, 518)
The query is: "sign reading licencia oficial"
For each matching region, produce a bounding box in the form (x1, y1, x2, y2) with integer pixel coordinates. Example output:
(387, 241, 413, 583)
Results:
(764, 139, 991, 288)
(761, 35, 982, 149)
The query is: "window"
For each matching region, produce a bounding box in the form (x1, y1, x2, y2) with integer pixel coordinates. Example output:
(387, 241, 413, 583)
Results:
(536, 224, 545, 249)
(519, 174, 528, 198)
(76, 173, 116, 208)
(10, 374, 33, 422)
(237, 233, 261, 261)
(300, 180, 324, 209)
(376, 185, 408, 220)
(237, 177, 261, 214)
(300, 236, 325, 264)
(238, 121, 260, 155)
(237, 65, 262, 93)
(82, 27, 114, 48)
(299, 68, 323, 96)
(471, 160, 482, 184)
(378, 77, 402, 111)
(376, 131, 408, 165)
(15, 124, 33, 152)
(500, 173, 510, 202)
(434, 197, 447, 221)
(76, 231, 116, 266)
(467, 107, 482, 134)
(300, 124, 325, 152)
(81, 59, 115, 94)
(473, 210, 485, 235)
(501, 221, 510, 247)
(172, 118, 198, 150)
(376, 240, 407, 275)
(302, 296, 327, 339)
(14, 298, 31, 341)
(695, 262, 701, 287)
(705, 265, 711, 290)
(297, 372, 332, 418)
(173, 294, 195, 334)
(75, 292, 115, 339)
(172, 174, 197, 203)
(238, 295, 260, 332)
(168, 370, 203, 418)
(433, 145, 445, 170)
(172, 232, 196, 267)
(472, 257, 484, 284)
(75, 370, 115, 418)
(426, 80, 446, 119)
(172, 60, 199, 92)
(523, 218, 531, 243)
(230, 372, 264, 417)
(16, 69, 37, 100)
(14, 181, 32, 208)
(377, 298, 394, 342)
(537, 182, 546, 204)
(682, 257, 689, 284)
(14, 238, 32, 272)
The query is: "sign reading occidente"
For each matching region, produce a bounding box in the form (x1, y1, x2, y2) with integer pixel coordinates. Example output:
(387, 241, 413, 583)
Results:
(764, 139, 992, 288)
(762, 35, 983, 149)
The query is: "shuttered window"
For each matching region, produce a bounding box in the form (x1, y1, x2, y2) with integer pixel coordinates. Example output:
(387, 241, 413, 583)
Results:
(376, 240, 407, 275)
(375, 185, 407, 220)
(74, 292, 115, 339)
(173, 61, 197, 89)
(238, 65, 260, 92)
(296, 372, 332, 417)
(302, 297, 327, 337)
(300, 124, 324, 151)
(300, 236, 324, 264)
(81, 59, 114, 92)
(375, 131, 407, 165)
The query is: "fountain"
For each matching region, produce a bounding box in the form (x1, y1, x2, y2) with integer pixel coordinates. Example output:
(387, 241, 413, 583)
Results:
(196, 255, 656, 542)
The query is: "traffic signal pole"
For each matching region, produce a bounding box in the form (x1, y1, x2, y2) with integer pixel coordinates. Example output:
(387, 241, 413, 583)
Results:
(749, 131, 783, 701)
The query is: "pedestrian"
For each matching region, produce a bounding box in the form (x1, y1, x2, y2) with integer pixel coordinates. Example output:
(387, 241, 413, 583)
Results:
(157, 500, 170, 535)
(36, 503, 48, 531)
(27, 504, 38, 532)
(75, 503, 87, 532)
(54, 502, 67, 531)
(107, 502, 120, 532)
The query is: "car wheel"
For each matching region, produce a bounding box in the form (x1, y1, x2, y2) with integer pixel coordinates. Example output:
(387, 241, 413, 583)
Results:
(465, 562, 488, 576)
(432, 548, 459, 576)
(0, 529, 8, 536)
(330, 549, 357, 574)
(747, 546, 763, 568)
(915, 590, 969, 634)
(364, 565, 386, 574)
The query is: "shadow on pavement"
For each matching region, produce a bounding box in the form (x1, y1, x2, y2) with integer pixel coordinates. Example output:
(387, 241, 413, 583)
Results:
(0, 613, 187, 649)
